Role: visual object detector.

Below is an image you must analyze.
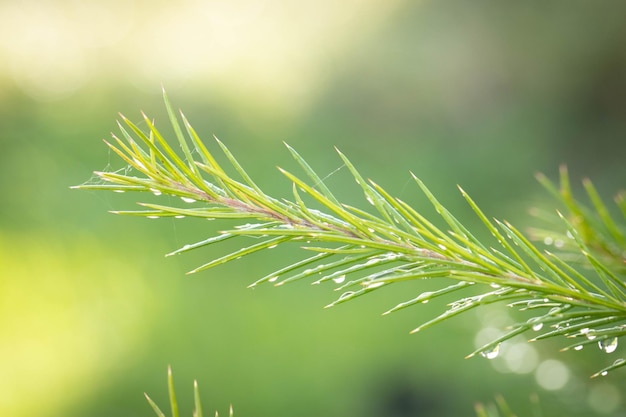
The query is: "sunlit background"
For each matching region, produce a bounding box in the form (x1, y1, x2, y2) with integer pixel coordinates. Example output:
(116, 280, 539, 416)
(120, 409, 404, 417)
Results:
(1, 1, 625, 416)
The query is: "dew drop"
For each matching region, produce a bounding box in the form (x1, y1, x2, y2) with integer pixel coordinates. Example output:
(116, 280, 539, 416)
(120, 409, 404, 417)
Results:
(543, 237, 554, 245)
(339, 291, 355, 300)
(554, 239, 564, 248)
(417, 291, 433, 303)
(574, 345, 583, 351)
(268, 244, 278, 249)
(365, 281, 385, 289)
(268, 276, 278, 283)
(613, 358, 625, 366)
(366, 196, 374, 205)
(599, 337, 619, 354)
(490, 283, 501, 289)
(532, 322, 544, 331)
(147, 215, 159, 219)
(150, 188, 162, 196)
(480, 344, 501, 360)
(601, 371, 608, 377)
(332, 275, 346, 284)
(181, 197, 196, 203)
(175, 215, 185, 219)
(113, 189, 126, 193)
(584, 329, 597, 340)
(182, 244, 191, 250)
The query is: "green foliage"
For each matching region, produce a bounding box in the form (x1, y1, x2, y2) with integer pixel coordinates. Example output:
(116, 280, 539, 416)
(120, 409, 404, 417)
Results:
(474, 394, 542, 417)
(151, 370, 536, 417)
(74, 92, 626, 379)
(74, 93, 624, 417)
(145, 367, 232, 417)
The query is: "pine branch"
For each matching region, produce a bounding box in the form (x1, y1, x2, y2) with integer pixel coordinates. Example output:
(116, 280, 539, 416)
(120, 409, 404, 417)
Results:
(73, 92, 626, 376)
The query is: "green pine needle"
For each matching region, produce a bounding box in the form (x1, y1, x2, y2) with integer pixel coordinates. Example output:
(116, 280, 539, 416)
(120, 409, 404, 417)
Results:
(74, 92, 626, 377)
(145, 368, 227, 417)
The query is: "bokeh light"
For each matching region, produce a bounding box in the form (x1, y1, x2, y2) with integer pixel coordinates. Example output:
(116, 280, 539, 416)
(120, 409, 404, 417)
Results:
(535, 359, 570, 391)
(0, 1, 624, 416)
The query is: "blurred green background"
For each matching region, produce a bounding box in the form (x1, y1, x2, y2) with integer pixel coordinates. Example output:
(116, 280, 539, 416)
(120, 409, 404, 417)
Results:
(1, 1, 625, 416)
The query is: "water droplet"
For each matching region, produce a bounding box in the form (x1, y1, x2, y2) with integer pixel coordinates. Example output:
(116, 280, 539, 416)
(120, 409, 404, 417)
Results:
(268, 244, 278, 249)
(150, 188, 162, 196)
(599, 337, 618, 353)
(574, 345, 583, 351)
(181, 197, 196, 203)
(601, 371, 608, 377)
(490, 283, 501, 289)
(368, 228, 376, 233)
(366, 196, 374, 205)
(480, 344, 501, 360)
(182, 244, 191, 250)
(450, 299, 471, 310)
(532, 322, 544, 331)
(583, 329, 597, 340)
(613, 358, 625, 366)
(438, 244, 447, 251)
(268, 276, 278, 283)
(339, 291, 355, 300)
(543, 237, 554, 245)
(332, 275, 346, 284)
(554, 239, 564, 248)
(147, 215, 159, 219)
(417, 291, 432, 303)
(364, 281, 385, 289)
(549, 307, 561, 315)
(175, 215, 185, 219)
(365, 258, 379, 265)
(113, 189, 126, 193)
